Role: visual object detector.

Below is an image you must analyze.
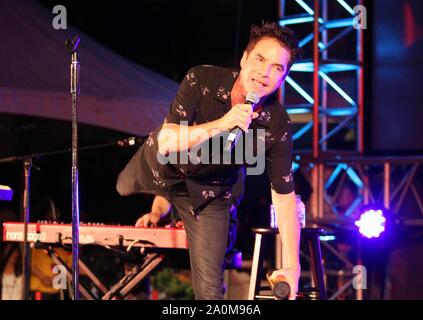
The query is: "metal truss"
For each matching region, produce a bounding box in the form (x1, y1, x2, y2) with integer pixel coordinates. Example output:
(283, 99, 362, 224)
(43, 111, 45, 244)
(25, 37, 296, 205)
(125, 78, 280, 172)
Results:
(302, 156, 423, 220)
(300, 240, 358, 300)
(276, 0, 423, 301)
(295, 155, 423, 299)
(279, 0, 364, 156)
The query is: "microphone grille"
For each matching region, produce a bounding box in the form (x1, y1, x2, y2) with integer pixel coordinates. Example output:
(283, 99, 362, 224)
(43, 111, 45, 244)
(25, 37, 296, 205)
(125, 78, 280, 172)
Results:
(274, 281, 290, 299)
(246, 92, 260, 104)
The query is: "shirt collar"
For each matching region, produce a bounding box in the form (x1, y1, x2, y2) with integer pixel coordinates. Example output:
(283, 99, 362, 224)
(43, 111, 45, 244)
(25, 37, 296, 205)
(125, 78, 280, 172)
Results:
(213, 68, 279, 129)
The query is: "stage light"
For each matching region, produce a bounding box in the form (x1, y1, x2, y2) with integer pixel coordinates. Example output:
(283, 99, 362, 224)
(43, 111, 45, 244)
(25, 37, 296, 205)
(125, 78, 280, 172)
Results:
(323, 17, 355, 29)
(355, 209, 387, 239)
(320, 234, 336, 242)
(279, 16, 315, 26)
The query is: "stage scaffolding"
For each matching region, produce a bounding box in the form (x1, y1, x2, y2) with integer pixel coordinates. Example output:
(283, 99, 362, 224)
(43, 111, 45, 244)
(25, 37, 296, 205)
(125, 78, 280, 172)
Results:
(295, 154, 423, 299)
(278, 0, 423, 299)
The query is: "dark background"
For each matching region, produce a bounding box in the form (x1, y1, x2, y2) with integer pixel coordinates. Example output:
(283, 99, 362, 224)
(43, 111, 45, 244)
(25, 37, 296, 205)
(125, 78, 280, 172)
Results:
(369, 0, 423, 154)
(38, 0, 279, 82)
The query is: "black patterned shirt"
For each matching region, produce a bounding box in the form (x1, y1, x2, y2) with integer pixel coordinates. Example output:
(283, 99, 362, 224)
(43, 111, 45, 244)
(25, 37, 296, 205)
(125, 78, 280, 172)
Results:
(117, 65, 294, 213)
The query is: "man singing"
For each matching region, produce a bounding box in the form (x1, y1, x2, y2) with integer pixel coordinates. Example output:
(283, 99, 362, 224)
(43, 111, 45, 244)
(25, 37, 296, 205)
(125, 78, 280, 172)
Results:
(117, 21, 302, 300)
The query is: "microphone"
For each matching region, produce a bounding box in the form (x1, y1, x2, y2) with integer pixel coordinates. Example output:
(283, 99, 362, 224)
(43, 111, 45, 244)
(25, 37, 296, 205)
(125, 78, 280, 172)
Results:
(224, 92, 260, 152)
(65, 35, 81, 53)
(266, 270, 291, 300)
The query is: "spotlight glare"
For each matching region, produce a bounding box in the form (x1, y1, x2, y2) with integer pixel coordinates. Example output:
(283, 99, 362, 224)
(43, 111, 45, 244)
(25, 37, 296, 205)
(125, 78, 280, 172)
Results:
(355, 209, 386, 239)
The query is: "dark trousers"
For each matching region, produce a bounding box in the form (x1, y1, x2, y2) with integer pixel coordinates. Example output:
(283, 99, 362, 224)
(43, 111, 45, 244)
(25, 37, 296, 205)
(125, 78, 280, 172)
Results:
(169, 188, 230, 300)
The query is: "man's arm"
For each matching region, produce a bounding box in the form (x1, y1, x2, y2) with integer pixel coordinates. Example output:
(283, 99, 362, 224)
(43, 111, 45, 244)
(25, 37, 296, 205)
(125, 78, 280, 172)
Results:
(158, 121, 224, 155)
(135, 195, 172, 227)
(158, 105, 259, 155)
(271, 190, 301, 300)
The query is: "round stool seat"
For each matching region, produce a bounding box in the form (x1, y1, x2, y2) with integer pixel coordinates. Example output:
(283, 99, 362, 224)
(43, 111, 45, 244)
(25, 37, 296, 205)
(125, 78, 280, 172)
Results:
(252, 227, 324, 235)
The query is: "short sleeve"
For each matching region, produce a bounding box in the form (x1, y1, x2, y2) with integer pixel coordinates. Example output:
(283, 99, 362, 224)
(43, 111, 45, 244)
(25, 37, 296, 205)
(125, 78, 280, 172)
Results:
(165, 67, 200, 125)
(266, 122, 294, 194)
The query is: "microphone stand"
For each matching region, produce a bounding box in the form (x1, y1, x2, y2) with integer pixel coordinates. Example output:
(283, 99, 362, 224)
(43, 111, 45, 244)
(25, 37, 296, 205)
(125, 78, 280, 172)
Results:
(22, 158, 32, 300)
(0, 153, 37, 300)
(0, 137, 146, 166)
(67, 35, 81, 300)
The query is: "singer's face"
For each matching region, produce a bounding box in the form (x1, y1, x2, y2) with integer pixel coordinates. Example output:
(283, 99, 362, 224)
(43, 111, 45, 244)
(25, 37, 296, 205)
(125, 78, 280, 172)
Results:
(239, 37, 291, 98)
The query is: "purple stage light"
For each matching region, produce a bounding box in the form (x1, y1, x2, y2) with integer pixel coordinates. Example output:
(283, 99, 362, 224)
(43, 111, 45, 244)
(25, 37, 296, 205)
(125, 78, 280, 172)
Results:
(355, 209, 386, 239)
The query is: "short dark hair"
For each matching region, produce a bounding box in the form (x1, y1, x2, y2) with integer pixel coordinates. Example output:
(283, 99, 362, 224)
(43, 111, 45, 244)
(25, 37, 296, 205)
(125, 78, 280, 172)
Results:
(245, 21, 302, 70)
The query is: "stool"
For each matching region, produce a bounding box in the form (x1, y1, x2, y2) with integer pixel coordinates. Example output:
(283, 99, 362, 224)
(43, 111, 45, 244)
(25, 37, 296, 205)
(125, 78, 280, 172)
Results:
(248, 227, 327, 300)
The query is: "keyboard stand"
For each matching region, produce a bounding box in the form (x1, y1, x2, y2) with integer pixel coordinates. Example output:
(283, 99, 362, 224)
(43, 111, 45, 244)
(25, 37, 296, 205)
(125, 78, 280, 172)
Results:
(101, 252, 165, 300)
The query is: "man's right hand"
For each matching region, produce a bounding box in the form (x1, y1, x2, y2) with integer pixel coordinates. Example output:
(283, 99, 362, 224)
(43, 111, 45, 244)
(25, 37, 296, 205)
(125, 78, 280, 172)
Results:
(218, 104, 259, 133)
(135, 212, 161, 227)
